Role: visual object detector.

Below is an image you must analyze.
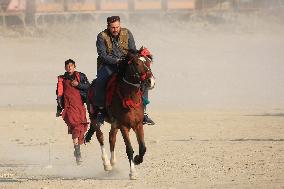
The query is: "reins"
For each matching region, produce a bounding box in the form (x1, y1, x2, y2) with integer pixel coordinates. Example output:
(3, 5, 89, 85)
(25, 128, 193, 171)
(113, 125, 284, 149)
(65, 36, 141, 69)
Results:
(122, 77, 141, 88)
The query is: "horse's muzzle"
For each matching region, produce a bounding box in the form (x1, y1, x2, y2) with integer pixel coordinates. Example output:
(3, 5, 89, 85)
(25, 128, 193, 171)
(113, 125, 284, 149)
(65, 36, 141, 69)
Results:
(146, 76, 155, 90)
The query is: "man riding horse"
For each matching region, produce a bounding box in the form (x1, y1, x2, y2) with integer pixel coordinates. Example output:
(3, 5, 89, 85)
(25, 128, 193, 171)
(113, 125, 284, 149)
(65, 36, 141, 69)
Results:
(94, 16, 155, 127)
(85, 44, 155, 179)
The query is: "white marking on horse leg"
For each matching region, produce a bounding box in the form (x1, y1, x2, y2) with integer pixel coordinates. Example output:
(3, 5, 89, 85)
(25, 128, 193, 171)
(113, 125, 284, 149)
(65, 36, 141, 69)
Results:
(129, 160, 138, 180)
(110, 151, 117, 166)
(101, 145, 112, 171)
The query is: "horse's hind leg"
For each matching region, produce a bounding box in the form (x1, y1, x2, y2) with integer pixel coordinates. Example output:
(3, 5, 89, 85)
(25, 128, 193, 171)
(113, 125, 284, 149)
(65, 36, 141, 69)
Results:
(95, 126, 112, 171)
(134, 124, 146, 165)
(120, 126, 138, 180)
(109, 123, 118, 166)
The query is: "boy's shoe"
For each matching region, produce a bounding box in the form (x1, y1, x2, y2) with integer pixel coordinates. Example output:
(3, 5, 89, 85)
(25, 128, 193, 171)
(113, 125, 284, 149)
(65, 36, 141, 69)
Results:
(143, 113, 155, 125)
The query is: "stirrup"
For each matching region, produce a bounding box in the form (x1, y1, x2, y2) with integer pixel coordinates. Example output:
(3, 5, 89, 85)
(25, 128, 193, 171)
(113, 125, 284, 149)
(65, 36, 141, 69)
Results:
(143, 113, 155, 125)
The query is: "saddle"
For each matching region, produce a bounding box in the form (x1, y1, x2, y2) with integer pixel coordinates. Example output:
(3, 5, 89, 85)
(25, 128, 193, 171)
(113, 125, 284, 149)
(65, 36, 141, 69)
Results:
(87, 74, 118, 124)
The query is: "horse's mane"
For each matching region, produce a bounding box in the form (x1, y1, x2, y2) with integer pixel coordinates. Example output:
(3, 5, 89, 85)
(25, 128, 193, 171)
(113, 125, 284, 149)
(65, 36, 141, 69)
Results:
(117, 49, 138, 79)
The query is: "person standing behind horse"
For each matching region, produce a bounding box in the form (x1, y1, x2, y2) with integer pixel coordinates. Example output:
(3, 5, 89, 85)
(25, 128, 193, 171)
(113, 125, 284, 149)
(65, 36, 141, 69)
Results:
(56, 59, 90, 165)
(94, 16, 155, 127)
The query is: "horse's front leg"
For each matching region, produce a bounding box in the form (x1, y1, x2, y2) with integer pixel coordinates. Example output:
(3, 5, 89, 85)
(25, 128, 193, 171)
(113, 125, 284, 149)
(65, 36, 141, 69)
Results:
(120, 126, 138, 180)
(134, 124, 146, 165)
(109, 123, 119, 166)
(95, 125, 112, 171)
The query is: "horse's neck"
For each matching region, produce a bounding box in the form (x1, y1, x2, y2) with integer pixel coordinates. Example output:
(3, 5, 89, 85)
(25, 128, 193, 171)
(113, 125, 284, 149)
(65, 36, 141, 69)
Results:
(118, 80, 141, 101)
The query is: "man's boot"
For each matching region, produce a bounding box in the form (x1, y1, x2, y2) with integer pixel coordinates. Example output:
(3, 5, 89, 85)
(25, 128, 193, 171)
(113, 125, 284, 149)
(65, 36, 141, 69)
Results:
(143, 113, 155, 125)
(74, 145, 82, 165)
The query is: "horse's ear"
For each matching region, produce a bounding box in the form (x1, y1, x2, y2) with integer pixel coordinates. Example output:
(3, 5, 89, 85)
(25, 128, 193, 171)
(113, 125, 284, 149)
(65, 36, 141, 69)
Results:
(138, 46, 144, 53)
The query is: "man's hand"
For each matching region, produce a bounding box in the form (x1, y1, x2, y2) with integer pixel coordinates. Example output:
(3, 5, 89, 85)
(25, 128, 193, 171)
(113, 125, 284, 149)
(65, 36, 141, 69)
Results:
(71, 80, 79, 87)
(116, 58, 123, 64)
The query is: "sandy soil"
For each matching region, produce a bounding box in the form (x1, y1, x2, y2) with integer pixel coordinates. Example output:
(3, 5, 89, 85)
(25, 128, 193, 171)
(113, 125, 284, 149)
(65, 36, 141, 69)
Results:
(0, 12, 284, 188)
(0, 107, 283, 188)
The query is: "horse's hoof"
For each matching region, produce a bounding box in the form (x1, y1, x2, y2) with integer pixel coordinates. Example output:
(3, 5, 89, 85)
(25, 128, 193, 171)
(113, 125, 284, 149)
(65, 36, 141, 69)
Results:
(103, 164, 112, 171)
(134, 155, 143, 165)
(129, 172, 138, 180)
(110, 159, 116, 166)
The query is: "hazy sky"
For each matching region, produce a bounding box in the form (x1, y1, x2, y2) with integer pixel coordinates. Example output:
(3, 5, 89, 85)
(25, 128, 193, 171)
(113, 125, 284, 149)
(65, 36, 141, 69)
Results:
(1, 12, 284, 110)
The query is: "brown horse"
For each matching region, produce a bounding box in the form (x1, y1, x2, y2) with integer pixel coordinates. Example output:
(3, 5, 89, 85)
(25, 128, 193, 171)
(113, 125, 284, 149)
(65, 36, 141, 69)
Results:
(85, 47, 155, 180)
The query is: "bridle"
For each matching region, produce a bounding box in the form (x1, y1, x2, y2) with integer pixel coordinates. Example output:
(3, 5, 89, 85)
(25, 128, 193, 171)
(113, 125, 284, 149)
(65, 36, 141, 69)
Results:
(122, 55, 152, 88)
(117, 53, 153, 109)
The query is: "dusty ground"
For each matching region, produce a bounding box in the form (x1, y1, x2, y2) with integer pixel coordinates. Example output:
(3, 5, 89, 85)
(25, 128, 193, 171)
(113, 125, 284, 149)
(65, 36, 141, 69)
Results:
(0, 107, 283, 188)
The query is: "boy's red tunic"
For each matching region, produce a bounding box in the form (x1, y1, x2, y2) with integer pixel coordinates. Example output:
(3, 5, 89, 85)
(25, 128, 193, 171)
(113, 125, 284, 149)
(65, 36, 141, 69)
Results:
(61, 78, 88, 145)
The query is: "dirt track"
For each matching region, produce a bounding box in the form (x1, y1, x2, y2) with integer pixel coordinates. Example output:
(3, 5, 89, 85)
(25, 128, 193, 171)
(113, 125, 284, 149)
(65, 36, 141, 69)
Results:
(0, 107, 284, 188)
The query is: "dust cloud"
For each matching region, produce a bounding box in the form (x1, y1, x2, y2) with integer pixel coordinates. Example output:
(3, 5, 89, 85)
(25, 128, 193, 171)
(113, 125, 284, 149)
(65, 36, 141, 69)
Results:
(0, 11, 284, 110)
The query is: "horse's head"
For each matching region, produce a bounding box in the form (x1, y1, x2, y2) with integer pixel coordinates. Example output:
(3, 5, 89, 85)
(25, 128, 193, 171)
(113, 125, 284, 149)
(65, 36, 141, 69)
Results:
(122, 47, 155, 89)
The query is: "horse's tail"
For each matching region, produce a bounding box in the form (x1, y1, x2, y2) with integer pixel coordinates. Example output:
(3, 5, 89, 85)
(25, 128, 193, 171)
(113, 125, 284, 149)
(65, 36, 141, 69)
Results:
(86, 79, 96, 112)
(84, 123, 95, 143)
